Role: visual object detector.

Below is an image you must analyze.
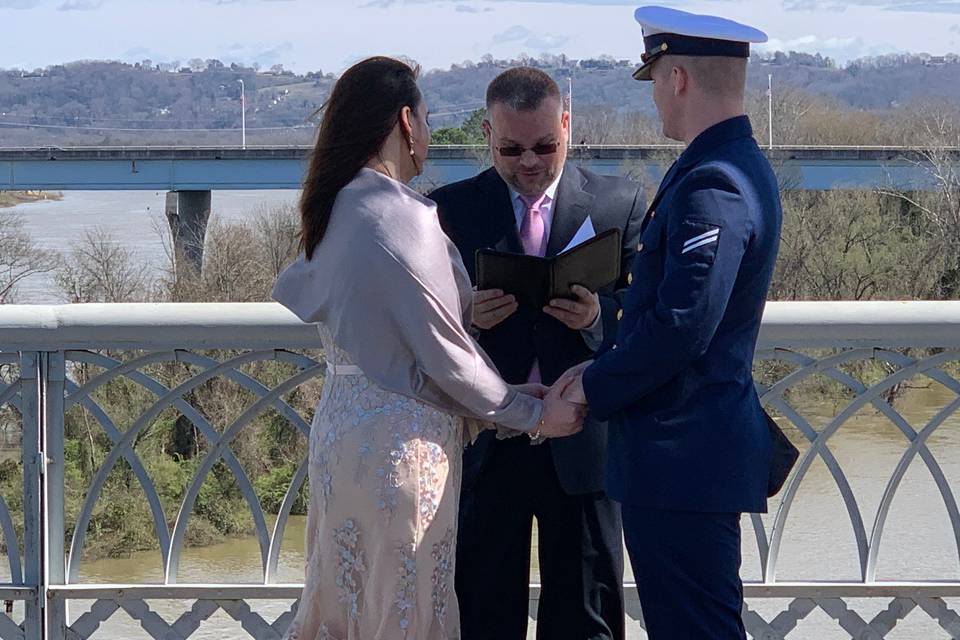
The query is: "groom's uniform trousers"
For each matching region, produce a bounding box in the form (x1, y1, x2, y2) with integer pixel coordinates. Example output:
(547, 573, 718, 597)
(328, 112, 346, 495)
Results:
(582, 116, 783, 639)
(430, 164, 644, 640)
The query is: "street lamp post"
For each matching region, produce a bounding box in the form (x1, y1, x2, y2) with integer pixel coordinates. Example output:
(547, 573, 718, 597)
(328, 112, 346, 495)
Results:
(237, 79, 247, 149)
(767, 73, 773, 150)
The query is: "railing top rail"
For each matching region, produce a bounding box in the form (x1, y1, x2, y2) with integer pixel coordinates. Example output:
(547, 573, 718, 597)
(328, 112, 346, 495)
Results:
(1, 144, 958, 158)
(0, 303, 315, 351)
(1, 301, 960, 351)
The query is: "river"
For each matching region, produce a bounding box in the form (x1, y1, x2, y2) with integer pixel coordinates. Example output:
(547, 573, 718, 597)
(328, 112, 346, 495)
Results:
(4, 191, 960, 637)
(11, 190, 299, 304)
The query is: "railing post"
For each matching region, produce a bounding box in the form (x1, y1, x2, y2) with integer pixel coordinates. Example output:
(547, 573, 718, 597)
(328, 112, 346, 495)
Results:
(19, 352, 41, 640)
(42, 352, 67, 639)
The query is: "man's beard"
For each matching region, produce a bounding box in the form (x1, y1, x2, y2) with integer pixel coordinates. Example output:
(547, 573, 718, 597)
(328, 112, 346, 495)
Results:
(507, 165, 558, 196)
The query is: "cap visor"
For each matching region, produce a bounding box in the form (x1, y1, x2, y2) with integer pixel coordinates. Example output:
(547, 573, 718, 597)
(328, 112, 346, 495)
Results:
(632, 61, 654, 81)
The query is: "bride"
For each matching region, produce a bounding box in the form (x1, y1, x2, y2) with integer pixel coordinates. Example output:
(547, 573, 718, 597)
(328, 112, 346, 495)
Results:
(272, 56, 585, 640)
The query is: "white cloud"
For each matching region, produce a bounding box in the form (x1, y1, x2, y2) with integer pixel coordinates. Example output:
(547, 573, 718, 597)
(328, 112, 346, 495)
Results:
(492, 24, 530, 43)
(219, 41, 294, 67)
(455, 3, 491, 11)
(758, 34, 900, 61)
(785, 0, 960, 11)
(58, 0, 101, 9)
(0, 0, 956, 72)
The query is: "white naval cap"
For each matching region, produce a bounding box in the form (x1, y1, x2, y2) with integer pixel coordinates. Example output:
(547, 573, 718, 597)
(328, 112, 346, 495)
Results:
(632, 5, 768, 81)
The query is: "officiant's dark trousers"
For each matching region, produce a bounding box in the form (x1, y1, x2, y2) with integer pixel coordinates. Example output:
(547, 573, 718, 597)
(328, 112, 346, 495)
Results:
(456, 436, 624, 640)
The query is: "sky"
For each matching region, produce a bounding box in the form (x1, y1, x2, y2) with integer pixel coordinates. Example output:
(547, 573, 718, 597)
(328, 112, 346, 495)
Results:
(0, 0, 958, 73)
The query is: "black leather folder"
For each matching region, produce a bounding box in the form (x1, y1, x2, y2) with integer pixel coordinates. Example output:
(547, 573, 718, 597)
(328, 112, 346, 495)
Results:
(475, 228, 622, 309)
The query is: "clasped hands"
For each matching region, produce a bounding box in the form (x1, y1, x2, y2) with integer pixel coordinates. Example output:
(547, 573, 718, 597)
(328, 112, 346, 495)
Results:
(514, 360, 592, 439)
(475, 286, 597, 439)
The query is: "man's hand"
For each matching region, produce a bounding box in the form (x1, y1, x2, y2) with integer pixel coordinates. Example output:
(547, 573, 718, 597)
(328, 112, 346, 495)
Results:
(473, 288, 518, 330)
(560, 373, 587, 405)
(537, 377, 587, 439)
(554, 360, 591, 406)
(559, 360, 592, 384)
(544, 284, 600, 330)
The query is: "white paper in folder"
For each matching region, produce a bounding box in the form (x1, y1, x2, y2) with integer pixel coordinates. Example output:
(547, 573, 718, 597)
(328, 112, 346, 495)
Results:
(562, 216, 597, 253)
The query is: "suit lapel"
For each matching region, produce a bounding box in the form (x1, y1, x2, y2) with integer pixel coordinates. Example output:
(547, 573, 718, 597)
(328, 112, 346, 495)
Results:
(546, 166, 594, 257)
(478, 169, 524, 253)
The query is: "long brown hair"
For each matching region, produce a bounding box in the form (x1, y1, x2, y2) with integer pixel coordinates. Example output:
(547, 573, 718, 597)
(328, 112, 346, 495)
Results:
(299, 56, 422, 259)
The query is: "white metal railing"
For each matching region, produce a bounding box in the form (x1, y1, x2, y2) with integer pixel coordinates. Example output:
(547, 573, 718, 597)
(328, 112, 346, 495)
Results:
(2, 144, 960, 152)
(0, 302, 959, 639)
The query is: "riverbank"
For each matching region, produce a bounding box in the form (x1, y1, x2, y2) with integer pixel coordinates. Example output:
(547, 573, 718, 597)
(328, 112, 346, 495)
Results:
(0, 190, 63, 208)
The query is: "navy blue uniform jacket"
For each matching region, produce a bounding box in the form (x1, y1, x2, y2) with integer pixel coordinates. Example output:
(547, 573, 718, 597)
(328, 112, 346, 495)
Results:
(583, 116, 782, 514)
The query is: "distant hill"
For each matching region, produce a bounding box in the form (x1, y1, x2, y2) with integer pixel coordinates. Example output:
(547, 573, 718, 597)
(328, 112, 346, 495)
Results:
(0, 51, 958, 147)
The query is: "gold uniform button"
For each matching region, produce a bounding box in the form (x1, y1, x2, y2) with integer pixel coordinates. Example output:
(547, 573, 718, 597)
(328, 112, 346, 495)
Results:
(617, 309, 624, 321)
(650, 210, 656, 219)
(627, 273, 634, 285)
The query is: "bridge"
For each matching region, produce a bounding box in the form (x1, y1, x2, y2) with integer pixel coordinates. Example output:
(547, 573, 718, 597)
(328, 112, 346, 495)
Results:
(0, 301, 959, 638)
(2, 145, 955, 274)
(0, 145, 954, 191)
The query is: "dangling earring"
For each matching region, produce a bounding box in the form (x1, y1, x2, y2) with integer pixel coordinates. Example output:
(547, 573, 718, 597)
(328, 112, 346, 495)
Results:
(408, 137, 422, 177)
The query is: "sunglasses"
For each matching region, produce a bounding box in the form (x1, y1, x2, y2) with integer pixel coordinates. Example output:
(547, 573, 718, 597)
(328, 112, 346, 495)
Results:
(496, 141, 561, 157)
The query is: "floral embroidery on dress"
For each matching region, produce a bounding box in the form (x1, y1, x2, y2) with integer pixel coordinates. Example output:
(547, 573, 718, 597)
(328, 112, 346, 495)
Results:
(430, 527, 456, 627)
(376, 432, 411, 517)
(334, 519, 366, 621)
(315, 326, 462, 521)
(317, 623, 337, 640)
(394, 543, 417, 632)
(418, 441, 446, 529)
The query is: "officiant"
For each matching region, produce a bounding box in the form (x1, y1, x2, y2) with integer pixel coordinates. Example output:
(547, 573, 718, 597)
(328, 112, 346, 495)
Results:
(429, 67, 645, 640)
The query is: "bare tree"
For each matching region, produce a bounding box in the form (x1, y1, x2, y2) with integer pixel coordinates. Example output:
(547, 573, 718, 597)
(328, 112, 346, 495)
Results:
(253, 202, 300, 279)
(55, 227, 153, 303)
(573, 107, 666, 145)
(877, 102, 960, 297)
(0, 210, 60, 303)
(164, 219, 276, 302)
(771, 190, 936, 301)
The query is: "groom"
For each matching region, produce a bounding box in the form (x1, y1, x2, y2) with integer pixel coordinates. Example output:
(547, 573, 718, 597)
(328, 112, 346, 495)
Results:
(431, 68, 644, 639)
(562, 6, 782, 639)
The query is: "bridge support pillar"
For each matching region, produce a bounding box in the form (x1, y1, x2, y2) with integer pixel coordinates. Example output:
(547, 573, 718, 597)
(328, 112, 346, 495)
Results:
(166, 190, 212, 276)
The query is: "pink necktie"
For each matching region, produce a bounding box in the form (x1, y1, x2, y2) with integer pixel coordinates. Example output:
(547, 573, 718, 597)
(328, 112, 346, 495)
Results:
(520, 193, 548, 384)
(519, 194, 548, 258)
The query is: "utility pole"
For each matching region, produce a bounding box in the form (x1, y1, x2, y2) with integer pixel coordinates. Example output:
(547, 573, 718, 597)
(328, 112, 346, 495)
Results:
(767, 73, 773, 150)
(237, 78, 247, 149)
(568, 76, 573, 148)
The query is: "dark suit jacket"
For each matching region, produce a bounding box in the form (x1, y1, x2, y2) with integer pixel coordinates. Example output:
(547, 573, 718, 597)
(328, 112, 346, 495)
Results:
(583, 116, 782, 514)
(430, 164, 645, 495)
